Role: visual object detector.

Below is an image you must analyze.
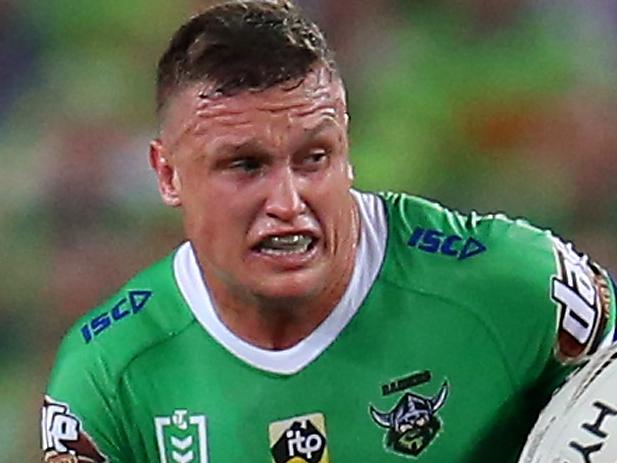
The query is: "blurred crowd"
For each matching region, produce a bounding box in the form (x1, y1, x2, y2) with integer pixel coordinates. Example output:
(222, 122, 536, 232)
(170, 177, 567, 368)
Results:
(1, 0, 616, 459)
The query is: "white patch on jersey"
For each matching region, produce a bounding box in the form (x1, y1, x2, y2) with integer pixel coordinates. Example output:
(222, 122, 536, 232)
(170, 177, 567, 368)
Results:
(155, 410, 208, 463)
(41, 396, 107, 463)
(173, 189, 388, 375)
(550, 238, 613, 363)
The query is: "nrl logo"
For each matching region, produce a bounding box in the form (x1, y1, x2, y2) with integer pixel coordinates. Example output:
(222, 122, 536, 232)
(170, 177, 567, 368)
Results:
(155, 410, 208, 463)
(369, 371, 449, 458)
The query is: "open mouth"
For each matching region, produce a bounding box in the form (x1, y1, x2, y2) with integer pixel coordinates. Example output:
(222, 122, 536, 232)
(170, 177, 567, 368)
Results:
(253, 233, 318, 256)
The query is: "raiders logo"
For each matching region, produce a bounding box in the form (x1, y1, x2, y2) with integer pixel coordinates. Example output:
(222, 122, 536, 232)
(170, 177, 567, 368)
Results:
(41, 396, 107, 463)
(369, 371, 449, 457)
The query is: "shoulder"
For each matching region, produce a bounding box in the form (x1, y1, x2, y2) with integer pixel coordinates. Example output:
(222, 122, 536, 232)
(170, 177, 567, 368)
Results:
(48, 245, 195, 392)
(376, 191, 615, 365)
(378, 191, 554, 263)
(43, 246, 196, 461)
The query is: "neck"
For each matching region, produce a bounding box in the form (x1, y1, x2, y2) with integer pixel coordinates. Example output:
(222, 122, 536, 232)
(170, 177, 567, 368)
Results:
(203, 201, 360, 350)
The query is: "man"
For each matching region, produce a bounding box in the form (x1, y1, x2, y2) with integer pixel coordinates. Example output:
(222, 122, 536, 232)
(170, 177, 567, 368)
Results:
(41, 1, 617, 462)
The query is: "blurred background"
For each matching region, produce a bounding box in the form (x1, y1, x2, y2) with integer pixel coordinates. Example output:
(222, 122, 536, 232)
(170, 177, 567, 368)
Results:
(1, 0, 616, 459)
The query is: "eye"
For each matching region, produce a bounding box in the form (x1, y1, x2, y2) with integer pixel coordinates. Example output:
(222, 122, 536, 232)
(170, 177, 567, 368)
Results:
(229, 157, 263, 173)
(300, 148, 329, 168)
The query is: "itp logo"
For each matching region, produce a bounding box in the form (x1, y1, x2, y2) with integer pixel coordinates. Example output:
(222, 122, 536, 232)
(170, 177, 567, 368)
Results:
(269, 413, 329, 463)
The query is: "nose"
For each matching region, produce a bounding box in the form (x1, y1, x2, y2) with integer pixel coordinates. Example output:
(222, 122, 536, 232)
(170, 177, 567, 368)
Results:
(264, 167, 306, 222)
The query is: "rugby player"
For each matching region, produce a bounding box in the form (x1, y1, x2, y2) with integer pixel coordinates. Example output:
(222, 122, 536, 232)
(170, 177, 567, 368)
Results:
(42, 2, 617, 462)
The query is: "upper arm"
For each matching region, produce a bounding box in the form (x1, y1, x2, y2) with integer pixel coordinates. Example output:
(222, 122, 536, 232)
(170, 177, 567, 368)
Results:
(479, 220, 617, 393)
(41, 340, 128, 462)
(549, 237, 616, 363)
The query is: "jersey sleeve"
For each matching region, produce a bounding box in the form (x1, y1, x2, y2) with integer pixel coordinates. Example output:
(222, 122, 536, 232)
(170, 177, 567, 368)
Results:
(549, 237, 617, 362)
(41, 328, 129, 463)
(40, 251, 188, 463)
(476, 215, 617, 394)
(380, 193, 617, 389)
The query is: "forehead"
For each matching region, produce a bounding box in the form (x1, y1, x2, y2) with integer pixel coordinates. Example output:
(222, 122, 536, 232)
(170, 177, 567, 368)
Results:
(160, 68, 347, 147)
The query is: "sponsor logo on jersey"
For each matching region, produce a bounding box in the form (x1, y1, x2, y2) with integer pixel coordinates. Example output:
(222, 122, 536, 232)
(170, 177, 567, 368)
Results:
(155, 409, 208, 463)
(80, 289, 152, 344)
(550, 238, 613, 363)
(407, 227, 486, 261)
(369, 371, 449, 457)
(269, 413, 329, 463)
(41, 396, 107, 463)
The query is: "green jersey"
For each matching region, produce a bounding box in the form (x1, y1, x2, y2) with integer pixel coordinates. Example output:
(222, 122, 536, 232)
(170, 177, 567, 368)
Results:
(42, 191, 616, 463)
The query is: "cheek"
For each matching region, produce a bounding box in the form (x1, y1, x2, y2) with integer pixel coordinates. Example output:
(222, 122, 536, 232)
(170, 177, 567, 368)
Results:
(309, 163, 353, 223)
(313, 158, 353, 197)
(182, 178, 259, 240)
(178, 176, 224, 237)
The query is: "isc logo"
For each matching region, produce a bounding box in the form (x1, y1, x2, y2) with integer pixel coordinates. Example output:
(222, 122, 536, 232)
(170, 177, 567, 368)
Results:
(408, 227, 486, 261)
(80, 290, 152, 343)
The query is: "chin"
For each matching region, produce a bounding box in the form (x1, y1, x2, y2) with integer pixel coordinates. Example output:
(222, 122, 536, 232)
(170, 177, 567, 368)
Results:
(251, 270, 325, 302)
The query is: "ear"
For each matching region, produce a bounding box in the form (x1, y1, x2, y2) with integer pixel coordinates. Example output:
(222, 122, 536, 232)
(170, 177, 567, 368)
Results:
(343, 113, 353, 183)
(149, 138, 182, 207)
(347, 162, 354, 183)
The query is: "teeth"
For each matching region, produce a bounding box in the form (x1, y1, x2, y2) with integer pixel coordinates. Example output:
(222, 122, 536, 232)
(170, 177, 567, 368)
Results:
(259, 234, 313, 254)
(271, 235, 302, 245)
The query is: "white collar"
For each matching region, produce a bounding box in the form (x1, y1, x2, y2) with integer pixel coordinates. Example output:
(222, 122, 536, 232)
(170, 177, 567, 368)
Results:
(173, 190, 387, 375)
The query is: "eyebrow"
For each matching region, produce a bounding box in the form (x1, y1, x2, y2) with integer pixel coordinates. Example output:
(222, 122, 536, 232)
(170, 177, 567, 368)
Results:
(303, 118, 339, 139)
(216, 118, 340, 155)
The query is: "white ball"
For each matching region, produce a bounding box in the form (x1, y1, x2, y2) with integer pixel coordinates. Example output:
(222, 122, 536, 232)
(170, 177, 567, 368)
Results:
(518, 343, 617, 463)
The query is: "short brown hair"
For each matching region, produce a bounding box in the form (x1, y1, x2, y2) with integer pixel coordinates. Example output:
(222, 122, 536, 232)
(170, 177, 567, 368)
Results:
(156, 0, 336, 115)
